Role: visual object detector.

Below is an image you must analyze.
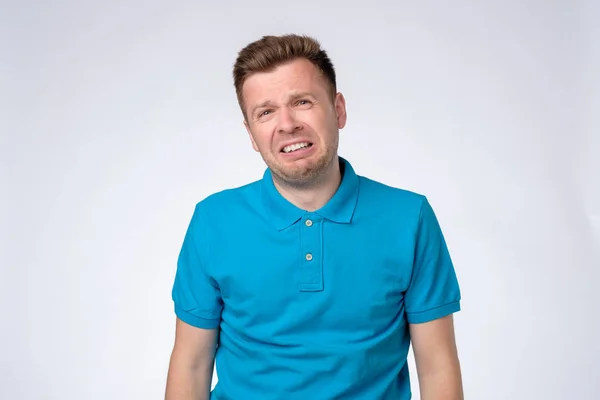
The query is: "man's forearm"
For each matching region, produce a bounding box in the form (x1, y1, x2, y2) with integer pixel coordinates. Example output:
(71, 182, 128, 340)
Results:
(165, 355, 213, 400)
(418, 365, 464, 400)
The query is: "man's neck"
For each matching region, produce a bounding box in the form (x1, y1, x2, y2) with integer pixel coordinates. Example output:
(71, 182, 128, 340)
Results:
(273, 157, 342, 212)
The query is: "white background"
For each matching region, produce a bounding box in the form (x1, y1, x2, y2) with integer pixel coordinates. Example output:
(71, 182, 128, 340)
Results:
(2, 1, 598, 399)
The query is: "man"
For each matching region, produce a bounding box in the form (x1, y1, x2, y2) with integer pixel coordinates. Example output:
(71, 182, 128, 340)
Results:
(165, 34, 463, 399)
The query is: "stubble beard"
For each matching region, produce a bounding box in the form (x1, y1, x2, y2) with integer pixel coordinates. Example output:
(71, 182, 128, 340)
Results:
(267, 136, 339, 189)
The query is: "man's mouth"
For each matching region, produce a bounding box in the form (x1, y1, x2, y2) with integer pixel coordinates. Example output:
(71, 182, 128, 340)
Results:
(281, 142, 313, 153)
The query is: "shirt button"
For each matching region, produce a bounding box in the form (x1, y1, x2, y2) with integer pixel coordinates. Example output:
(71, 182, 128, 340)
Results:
(305, 253, 313, 261)
(305, 219, 313, 227)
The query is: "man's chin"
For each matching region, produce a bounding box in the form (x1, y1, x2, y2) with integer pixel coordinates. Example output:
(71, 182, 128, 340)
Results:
(277, 168, 314, 182)
(264, 152, 333, 185)
(273, 163, 332, 187)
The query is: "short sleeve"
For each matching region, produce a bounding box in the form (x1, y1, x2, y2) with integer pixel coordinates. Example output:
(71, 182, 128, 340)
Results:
(171, 204, 222, 329)
(405, 197, 461, 324)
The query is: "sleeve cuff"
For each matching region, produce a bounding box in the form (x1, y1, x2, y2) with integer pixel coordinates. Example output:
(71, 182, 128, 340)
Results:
(175, 305, 220, 329)
(406, 300, 461, 324)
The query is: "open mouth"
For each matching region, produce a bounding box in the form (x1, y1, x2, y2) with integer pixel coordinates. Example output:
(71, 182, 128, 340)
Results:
(281, 142, 313, 153)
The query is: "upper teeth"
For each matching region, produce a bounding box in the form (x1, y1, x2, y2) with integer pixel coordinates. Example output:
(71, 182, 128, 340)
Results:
(283, 142, 310, 153)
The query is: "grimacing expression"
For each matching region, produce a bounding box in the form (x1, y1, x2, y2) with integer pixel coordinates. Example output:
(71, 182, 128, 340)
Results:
(242, 58, 347, 186)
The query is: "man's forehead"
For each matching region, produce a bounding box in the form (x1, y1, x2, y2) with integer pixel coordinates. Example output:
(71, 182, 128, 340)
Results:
(245, 60, 323, 88)
(261, 89, 316, 101)
(245, 74, 318, 94)
(241, 60, 331, 111)
(244, 79, 326, 107)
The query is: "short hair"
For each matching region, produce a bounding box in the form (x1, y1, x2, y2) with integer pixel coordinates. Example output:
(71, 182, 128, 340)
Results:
(233, 34, 337, 118)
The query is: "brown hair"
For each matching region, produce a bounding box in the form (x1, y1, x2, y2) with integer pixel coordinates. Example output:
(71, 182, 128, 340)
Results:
(233, 34, 337, 118)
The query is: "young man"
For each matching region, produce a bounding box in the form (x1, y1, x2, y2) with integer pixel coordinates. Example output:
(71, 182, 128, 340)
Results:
(165, 34, 463, 400)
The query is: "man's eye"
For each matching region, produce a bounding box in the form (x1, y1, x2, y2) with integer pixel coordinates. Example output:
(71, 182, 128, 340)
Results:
(259, 110, 271, 117)
(297, 100, 311, 106)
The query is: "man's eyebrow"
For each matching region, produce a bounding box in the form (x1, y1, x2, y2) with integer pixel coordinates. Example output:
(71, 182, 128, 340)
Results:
(251, 100, 276, 115)
(289, 91, 316, 101)
(250, 93, 317, 115)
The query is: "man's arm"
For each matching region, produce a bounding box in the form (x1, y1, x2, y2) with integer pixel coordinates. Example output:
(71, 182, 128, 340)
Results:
(165, 318, 218, 400)
(409, 315, 463, 400)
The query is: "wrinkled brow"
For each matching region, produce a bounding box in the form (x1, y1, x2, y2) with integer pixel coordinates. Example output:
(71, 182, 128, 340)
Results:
(250, 92, 317, 115)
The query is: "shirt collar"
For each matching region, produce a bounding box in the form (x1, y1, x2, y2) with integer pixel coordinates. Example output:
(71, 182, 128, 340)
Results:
(260, 156, 360, 231)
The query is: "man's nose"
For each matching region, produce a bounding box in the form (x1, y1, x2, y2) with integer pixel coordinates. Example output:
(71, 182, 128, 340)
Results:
(277, 107, 302, 134)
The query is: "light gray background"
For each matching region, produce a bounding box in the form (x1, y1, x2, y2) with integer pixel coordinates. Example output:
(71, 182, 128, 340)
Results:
(1, 1, 598, 399)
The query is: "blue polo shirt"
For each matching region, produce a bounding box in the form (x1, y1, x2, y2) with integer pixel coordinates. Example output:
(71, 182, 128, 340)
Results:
(172, 157, 461, 399)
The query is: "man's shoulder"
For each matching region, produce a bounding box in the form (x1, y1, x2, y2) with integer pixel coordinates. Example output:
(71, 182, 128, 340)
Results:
(193, 179, 262, 215)
(358, 175, 427, 210)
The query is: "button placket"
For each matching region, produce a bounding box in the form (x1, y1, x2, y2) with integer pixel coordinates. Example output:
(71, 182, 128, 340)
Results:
(299, 214, 323, 291)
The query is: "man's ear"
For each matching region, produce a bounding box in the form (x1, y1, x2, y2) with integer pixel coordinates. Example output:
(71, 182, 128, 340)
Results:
(244, 119, 260, 152)
(334, 92, 347, 129)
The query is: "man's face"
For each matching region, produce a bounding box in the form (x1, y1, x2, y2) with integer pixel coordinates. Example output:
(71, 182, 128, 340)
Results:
(242, 58, 347, 186)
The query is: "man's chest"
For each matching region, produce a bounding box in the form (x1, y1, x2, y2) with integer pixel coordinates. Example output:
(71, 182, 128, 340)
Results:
(209, 218, 416, 342)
